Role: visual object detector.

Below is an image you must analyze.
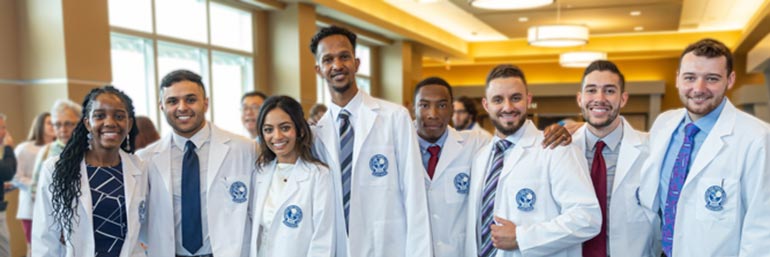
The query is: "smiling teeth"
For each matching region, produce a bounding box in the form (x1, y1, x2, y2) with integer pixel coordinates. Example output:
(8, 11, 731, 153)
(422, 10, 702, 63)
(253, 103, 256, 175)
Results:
(178, 116, 191, 121)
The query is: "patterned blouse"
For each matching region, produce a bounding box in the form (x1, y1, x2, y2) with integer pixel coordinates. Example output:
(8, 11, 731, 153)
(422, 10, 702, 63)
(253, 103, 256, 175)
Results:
(86, 163, 127, 257)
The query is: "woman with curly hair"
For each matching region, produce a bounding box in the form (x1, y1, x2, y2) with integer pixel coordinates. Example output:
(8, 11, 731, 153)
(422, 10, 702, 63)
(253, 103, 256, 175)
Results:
(32, 86, 148, 257)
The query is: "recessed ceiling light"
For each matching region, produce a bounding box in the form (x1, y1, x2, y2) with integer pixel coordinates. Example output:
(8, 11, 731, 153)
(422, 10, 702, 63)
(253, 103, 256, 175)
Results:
(634, 26, 644, 31)
(519, 17, 529, 22)
(630, 11, 642, 16)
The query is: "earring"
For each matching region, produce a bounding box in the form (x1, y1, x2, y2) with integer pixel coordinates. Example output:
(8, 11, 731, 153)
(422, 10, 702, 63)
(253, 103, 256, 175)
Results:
(125, 134, 132, 151)
(87, 132, 93, 140)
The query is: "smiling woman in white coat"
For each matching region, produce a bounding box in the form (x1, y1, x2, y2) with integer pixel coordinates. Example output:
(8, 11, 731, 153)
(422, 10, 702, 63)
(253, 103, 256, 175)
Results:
(249, 96, 335, 257)
(32, 86, 148, 257)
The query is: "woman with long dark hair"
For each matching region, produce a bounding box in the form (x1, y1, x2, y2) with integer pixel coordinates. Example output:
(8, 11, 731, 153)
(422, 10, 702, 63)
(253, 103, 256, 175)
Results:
(13, 112, 55, 253)
(249, 96, 335, 257)
(32, 86, 148, 257)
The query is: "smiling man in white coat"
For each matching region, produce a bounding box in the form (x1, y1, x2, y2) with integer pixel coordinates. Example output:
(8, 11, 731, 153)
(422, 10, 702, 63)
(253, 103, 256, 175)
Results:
(572, 60, 659, 257)
(309, 26, 432, 257)
(465, 64, 601, 257)
(638, 39, 770, 256)
(138, 70, 256, 257)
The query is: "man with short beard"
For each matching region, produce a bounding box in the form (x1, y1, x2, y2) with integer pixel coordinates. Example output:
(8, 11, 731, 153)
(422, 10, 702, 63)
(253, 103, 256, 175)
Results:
(572, 60, 659, 257)
(465, 64, 600, 257)
(638, 39, 770, 256)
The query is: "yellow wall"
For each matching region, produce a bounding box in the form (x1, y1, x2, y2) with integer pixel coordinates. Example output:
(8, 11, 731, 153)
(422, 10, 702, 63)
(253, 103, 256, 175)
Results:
(424, 57, 766, 112)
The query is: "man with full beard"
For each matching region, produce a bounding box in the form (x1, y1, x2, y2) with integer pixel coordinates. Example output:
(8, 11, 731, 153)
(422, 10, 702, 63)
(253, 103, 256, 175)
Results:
(571, 60, 659, 257)
(638, 39, 770, 256)
(465, 64, 600, 257)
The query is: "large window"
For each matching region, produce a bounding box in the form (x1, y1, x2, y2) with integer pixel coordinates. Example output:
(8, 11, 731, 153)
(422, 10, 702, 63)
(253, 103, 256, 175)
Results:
(108, 0, 254, 135)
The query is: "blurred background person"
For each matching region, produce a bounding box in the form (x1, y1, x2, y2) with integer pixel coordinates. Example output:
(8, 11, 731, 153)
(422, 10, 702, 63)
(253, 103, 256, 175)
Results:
(29, 99, 83, 223)
(12, 112, 55, 256)
(307, 103, 327, 126)
(133, 116, 160, 150)
(242, 91, 267, 141)
(0, 113, 16, 257)
(452, 96, 491, 137)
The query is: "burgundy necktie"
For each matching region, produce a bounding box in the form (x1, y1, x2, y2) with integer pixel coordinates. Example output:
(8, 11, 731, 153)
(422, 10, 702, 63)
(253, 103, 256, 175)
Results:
(427, 145, 440, 179)
(583, 140, 607, 257)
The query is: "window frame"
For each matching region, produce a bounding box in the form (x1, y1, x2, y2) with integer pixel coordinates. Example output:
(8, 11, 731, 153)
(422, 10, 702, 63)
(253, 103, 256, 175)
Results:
(108, 0, 256, 134)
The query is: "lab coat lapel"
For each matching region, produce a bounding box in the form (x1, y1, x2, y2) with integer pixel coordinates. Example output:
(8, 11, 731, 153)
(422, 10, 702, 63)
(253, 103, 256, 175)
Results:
(207, 125, 230, 193)
(613, 118, 642, 196)
(683, 101, 734, 189)
(432, 128, 463, 181)
(353, 93, 378, 170)
(499, 121, 536, 181)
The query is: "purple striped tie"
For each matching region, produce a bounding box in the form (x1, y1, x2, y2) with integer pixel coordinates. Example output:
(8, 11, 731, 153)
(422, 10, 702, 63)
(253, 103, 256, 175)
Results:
(478, 140, 512, 257)
(662, 123, 700, 256)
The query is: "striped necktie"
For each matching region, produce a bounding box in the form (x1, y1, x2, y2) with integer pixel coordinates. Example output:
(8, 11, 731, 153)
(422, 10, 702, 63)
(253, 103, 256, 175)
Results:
(478, 139, 513, 257)
(662, 123, 700, 256)
(338, 109, 354, 232)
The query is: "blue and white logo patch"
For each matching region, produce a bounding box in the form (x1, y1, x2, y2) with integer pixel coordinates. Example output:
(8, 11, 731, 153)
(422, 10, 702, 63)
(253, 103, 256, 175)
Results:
(705, 185, 726, 211)
(229, 181, 248, 203)
(138, 200, 147, 224)
(282, 205, 303, 228)
(516, 188, 536, 212)
(454, 173, 470, 194)
(369, 154, 389, 177)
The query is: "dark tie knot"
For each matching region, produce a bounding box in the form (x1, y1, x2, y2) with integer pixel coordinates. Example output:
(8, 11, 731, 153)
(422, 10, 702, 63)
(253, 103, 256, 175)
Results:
(427, 145, 441, 156)
(684, 123, 700, 138)
(594, 140, 606, 152)
(339, 109, 351, 121)
(495, 140, 512, 153)
(185, 140, 197, 151)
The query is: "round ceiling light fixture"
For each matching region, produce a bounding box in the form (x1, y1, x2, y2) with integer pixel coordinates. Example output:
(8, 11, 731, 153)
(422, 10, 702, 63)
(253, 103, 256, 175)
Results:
(469, 0, 553, 10)
(527, 24, 589, 47)
(559, 51, 607, 68)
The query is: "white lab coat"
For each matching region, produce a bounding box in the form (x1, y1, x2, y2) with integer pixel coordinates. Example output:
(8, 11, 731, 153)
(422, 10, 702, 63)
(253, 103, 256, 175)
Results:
(465, 120, 601, 257)
(248, 159, 335, 257)
(572, 117, 660, 257)
(138, 124, 256, 257)
(469, 122, 493, 138)
(13, 141, 41, 220)
(638, 100, 770, 257)
(312, 92, 433, 257)
(31, 151, 148, 257)
(424, 127, 489, 257)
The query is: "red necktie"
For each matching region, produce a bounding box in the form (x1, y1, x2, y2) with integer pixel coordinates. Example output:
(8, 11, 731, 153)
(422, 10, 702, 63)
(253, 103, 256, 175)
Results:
(583, 140, 607, 257)
(427, 145, 440, 179)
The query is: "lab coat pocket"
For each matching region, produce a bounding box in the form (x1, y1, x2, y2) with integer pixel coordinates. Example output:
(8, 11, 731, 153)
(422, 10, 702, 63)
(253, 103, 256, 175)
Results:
(695, 177, 737, 222)
(373, 219, 406, 257)
(624, 186, 648, 222)
(359, 146, 396, 187)
(444, 167, 471, 204)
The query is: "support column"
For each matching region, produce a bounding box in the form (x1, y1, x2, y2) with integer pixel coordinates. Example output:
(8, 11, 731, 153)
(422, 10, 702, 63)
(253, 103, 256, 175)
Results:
(380, 40, 422, 107)
(267, 3, 317, 111)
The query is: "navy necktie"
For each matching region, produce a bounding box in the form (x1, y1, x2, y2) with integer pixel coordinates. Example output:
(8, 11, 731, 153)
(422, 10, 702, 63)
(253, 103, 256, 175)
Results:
(182, 140, 202, 254)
